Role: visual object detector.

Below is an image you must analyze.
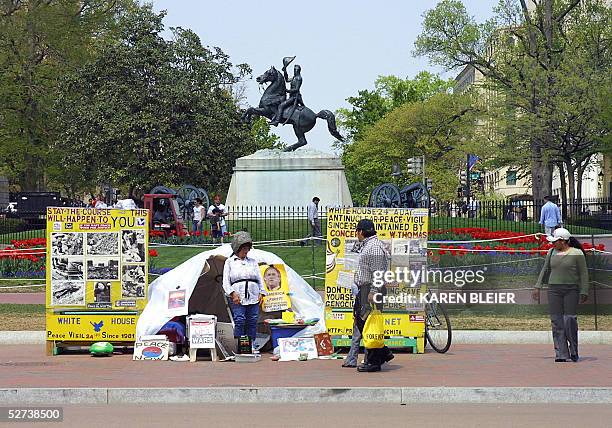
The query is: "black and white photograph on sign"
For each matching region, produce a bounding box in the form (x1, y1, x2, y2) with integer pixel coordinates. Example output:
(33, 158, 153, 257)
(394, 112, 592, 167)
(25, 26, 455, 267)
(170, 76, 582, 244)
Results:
(51, 281, 85, 306)
(121, 230, 145, 263)
(409, 239, 427, 257)
(51, 257, 84, 280)
(51, 233, 83, 256)
(86, 258, 120, 280)
(86, 232, 119, 256)
(122, 264, 146, 298)
(93, 281, 111, 303)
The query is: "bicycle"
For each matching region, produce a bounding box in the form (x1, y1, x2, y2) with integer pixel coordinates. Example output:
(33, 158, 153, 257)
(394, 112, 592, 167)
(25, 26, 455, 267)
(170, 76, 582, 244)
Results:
(424, 289, 452, 353)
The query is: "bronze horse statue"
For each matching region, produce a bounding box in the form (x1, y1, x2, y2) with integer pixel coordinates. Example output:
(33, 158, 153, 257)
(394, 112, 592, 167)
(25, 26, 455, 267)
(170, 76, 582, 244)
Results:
(241, 66, 344, 151)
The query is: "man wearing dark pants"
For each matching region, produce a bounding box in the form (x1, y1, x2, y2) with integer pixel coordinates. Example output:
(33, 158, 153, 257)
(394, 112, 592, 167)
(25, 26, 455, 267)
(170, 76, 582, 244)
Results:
(342, 219, 393, 372)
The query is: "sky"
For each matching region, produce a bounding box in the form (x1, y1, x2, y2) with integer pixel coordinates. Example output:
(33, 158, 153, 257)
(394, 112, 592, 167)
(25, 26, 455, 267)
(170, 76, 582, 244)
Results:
(150, 0, 498, 153)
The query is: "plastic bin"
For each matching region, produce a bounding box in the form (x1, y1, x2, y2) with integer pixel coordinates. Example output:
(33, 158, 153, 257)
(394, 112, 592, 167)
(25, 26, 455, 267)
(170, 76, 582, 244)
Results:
(270, 325, 307, 349)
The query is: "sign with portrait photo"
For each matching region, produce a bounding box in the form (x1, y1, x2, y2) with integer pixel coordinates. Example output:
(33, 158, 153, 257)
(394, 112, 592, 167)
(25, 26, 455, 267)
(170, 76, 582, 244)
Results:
(259, 263, 291, 312)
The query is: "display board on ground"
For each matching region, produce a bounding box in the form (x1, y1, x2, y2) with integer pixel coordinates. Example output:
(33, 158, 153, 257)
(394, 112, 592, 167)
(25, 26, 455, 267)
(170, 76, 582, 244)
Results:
(45, 207, 149, 353)
(324, 207, 427, 352)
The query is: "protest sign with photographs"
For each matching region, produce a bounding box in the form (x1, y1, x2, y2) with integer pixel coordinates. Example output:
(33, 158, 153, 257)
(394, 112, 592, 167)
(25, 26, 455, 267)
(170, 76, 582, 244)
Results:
(46, 208, 150, 349)
(324, 207, 428, 353)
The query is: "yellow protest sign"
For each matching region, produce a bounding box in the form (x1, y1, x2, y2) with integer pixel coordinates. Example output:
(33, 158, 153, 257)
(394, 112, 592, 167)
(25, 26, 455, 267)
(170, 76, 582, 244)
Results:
(260, 263, 291, 312)
(46, 313, 138, 342)
(323, 207, 428, 352)
(46, 207, 149, 345)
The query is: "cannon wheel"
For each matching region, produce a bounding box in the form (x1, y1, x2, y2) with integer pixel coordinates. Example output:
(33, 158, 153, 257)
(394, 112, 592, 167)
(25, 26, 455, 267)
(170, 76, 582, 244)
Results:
(177, 185, 200, 221)
(150, 185, 177, 195)
(400, 183, 429, 208)
(369, 183, 401, 207)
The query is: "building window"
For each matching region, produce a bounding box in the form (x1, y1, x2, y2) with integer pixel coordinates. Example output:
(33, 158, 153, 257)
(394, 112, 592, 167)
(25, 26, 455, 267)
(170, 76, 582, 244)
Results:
(506, 170, 517, 186)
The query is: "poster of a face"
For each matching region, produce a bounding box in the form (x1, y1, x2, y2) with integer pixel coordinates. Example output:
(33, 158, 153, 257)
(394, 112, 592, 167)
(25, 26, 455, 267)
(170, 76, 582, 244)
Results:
(93, 281, 111, 303)
(259, 264, 291, 312)
(263, 265, 282, 291)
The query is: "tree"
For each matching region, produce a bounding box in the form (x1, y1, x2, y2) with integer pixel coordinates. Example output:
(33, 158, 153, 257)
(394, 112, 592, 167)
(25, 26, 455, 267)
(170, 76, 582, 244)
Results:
(52, 6, 263, 197)
(336, 72, 454, 202)
(414, 0, 611, 201)
(343, 92, 480, 203)
(337, 71, 453, 144)
(0, 0, 135, 191)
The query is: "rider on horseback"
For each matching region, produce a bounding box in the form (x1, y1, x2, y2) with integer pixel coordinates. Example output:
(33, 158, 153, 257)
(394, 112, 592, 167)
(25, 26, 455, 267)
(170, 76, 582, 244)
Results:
(270, 61, 304, 126)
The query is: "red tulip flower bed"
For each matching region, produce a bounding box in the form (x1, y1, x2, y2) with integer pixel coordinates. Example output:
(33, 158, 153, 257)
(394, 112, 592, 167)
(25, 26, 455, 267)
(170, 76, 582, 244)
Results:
(1, 238, 47, 277)
(429, 227, 605, 257)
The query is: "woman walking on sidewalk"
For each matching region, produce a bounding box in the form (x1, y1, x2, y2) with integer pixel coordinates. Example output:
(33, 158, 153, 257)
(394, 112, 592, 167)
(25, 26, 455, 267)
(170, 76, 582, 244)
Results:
(532, 228, 589, 362)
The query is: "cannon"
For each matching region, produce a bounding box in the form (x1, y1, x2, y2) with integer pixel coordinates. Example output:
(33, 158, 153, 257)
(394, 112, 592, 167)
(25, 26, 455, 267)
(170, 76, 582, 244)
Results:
(150, 185, 210, 221)
(368, 182, 430, 208)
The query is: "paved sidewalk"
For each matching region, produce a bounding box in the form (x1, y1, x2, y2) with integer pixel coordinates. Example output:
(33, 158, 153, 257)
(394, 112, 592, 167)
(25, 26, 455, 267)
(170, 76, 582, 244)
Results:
(1, 344, 611, 389)
(0, 292, 45, 304)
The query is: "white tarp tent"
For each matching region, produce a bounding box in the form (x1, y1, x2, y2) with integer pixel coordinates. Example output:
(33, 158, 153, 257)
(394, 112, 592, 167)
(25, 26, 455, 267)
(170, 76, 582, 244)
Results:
(136, 244, 326, 342)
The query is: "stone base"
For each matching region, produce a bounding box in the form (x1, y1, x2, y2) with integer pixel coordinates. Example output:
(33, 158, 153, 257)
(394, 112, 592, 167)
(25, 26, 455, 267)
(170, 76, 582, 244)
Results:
(225, 149, 352, 208)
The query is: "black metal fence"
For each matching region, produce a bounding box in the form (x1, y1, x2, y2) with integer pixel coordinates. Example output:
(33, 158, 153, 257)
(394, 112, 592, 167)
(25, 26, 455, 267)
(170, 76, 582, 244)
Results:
(2, 198, 611, 245)
(431, 197, 612, 234)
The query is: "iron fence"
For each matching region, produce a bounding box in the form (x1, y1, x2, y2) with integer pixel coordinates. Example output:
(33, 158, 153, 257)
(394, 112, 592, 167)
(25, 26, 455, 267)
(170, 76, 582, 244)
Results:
(431, 197, 612, 234)
(1, 198, 611, 245)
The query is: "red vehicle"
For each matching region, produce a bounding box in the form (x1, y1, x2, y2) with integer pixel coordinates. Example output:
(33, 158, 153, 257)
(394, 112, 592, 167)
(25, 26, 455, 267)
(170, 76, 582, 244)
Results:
(143, 194, 188, 238)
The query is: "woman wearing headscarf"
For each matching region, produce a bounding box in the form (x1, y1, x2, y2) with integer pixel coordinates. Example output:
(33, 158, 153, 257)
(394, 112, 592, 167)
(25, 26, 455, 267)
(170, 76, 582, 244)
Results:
(533, 228, 589, 362)
(222, 232, 266, 348)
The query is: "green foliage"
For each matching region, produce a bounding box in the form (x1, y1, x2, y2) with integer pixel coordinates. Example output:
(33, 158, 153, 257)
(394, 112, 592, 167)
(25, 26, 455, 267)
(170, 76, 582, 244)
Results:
(0, 0, 135, 191)
(343, 92, 480, 204)
(336, 72, 456, 203)
(52, 5, 260, 195)
(336, 71, 452, 144)
(414, 0, 612, 200)
(250, 117, 286, 150)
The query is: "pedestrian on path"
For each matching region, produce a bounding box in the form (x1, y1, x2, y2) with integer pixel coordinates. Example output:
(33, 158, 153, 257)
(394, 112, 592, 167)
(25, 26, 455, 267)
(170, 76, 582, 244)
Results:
(222, 232, 266, 348)
(532, 228, 589, 362)
(301, 197, 321, 246)
(539, 196, 562, 236)
(192, 198, 205, 237)
(343, 219, 393, 372)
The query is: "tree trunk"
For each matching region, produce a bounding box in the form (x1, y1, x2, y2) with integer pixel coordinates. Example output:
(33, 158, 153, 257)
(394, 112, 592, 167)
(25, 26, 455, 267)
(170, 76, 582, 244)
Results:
(557, 162, 568, 220)
(530, 141, 553, 201)
(564, 157, 577, 219)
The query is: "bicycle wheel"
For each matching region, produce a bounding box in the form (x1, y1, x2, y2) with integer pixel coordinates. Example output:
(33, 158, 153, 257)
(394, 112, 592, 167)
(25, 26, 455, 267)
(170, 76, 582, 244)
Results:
(425, 301, 452, 353)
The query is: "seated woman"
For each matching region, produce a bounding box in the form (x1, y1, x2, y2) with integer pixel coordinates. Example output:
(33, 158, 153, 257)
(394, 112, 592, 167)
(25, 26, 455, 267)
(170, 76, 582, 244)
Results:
(222, 232, 266, 351)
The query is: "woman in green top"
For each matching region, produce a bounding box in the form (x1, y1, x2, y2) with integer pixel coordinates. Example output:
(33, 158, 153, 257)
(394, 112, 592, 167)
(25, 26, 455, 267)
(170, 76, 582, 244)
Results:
(533, 228, 589, 362)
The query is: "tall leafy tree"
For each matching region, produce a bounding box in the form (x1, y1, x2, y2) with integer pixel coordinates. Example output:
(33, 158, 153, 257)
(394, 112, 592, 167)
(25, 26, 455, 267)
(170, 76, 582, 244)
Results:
(344, 92, 480, 203)
(336, 72, 455, 202)
(53, 6, 260, 197)
(414, 0, 611, 201)
(0, 0, 134, 191)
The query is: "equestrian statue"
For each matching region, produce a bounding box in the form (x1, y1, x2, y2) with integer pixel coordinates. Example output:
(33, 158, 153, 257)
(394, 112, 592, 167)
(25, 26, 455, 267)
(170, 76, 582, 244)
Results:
(241, 56, 344, 152)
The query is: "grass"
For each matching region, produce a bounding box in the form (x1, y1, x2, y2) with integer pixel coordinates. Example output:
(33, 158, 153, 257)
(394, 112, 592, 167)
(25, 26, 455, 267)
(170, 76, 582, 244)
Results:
(0, 303, 45, 330)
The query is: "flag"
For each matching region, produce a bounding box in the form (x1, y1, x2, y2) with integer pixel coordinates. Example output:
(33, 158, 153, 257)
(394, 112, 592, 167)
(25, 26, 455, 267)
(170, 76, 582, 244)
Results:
(467, 154, 480, 171)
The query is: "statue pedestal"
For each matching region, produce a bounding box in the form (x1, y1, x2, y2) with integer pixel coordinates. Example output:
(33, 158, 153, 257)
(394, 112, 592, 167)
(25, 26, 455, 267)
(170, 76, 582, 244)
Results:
(225, 149, 353, 209)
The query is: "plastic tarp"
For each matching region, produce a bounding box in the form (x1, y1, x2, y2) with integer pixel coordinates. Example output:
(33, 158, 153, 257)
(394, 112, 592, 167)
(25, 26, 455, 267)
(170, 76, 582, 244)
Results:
(136, 244, 326, 341)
